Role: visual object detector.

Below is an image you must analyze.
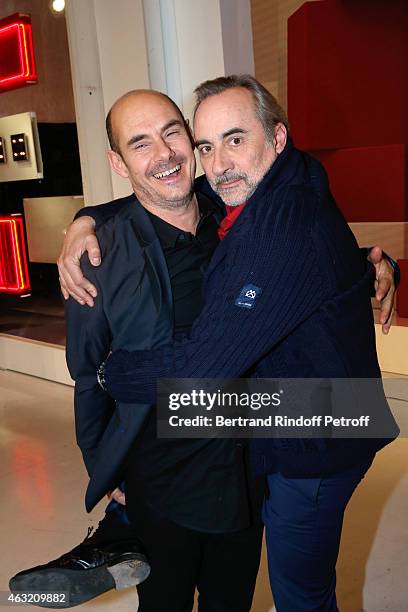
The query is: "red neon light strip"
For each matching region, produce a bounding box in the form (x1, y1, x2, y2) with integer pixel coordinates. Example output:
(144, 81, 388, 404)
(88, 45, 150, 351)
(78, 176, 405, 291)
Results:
(17, 24, 27, 79)
(25, 25, 37, 80)
(0, 217, 31, 293)
(12, 220, 25, 288)
(0, 220, 19, 290)
(1, 220, 20, 290)
(0, 24, 25, 84)
(16, 219, 30, 290)
(0, 21, 37, 88)
(0, 222, 11, 290)
(20, 24, 30, 78)
(10, 221, 21, 289)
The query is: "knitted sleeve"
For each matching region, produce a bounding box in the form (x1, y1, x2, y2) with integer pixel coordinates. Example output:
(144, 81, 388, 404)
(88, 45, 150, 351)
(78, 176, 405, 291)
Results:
(104, 191, 329, 403)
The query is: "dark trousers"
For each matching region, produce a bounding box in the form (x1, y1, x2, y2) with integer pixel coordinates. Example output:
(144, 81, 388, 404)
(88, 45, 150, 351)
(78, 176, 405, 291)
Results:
(124, 497, 263, 612)
(263, 455, 374, 612)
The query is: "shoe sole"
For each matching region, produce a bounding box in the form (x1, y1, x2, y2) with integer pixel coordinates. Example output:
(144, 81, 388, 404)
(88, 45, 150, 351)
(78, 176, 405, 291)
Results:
(108, 556, 150, 589)
(9, 555, 150, 608)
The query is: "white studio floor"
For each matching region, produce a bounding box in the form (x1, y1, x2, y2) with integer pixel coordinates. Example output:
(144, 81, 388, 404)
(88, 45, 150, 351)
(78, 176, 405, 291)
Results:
(1, 370, 407, 612)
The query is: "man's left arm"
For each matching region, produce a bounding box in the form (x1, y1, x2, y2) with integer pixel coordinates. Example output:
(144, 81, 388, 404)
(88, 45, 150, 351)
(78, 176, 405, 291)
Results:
(102, 199, 332, 403)
(102, 233, 397, 404)
(65, 259, 115, 477)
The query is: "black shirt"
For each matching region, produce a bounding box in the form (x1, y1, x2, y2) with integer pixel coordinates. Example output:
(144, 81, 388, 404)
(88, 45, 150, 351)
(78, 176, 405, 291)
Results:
(145, 194, 220, 334)
(125, 195, 255, 533)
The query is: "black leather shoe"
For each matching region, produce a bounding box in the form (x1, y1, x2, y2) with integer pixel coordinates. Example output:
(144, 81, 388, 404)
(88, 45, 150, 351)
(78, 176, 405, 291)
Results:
(9, 519, 150, 608)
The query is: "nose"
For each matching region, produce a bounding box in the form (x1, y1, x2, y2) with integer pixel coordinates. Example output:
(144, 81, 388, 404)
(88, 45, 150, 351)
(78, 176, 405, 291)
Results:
(211, 146, 233, 177)
(154, 137, 175, 162)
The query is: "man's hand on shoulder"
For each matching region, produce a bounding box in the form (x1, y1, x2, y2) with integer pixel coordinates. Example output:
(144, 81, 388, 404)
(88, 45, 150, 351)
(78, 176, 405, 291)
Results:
(367, 246, 396, 335)
(58, 216, 100, 306)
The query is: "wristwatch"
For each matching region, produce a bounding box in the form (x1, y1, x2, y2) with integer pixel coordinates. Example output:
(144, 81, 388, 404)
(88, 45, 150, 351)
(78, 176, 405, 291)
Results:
(97, 360, 107, 391)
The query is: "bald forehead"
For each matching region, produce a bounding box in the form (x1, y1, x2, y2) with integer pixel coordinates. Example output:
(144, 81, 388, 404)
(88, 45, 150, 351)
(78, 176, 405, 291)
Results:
(107, 90, 185, 153)
(111, 91, 182, 125)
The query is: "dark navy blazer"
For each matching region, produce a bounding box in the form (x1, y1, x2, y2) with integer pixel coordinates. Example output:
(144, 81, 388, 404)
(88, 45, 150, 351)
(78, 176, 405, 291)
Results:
(66, 198, 176, 512)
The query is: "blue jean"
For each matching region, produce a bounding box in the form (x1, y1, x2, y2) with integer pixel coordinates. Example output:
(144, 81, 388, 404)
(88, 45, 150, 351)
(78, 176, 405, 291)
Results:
(263, 456, 374, 612)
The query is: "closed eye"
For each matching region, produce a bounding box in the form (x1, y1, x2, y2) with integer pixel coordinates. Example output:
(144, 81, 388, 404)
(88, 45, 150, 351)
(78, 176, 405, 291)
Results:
(134, 142, 149, 151)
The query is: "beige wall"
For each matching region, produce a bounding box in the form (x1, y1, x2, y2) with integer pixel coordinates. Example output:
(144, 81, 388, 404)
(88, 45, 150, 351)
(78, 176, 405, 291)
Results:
(0, 0, 75, 122)
(251, 0, 319, 109)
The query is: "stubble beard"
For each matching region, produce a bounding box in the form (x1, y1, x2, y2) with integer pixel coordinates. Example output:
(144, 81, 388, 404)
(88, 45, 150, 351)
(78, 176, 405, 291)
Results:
(136, 154, 196, 210)
(209, 168, 267, 207)
(137, 181, 195, 211)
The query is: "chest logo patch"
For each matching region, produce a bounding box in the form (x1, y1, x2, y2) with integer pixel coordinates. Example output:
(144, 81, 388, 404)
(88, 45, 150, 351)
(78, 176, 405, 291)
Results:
(235, 284, 262, 309)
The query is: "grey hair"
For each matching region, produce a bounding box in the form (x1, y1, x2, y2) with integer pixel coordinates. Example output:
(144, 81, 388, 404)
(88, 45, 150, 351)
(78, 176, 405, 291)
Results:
(193, 74, 288, 143)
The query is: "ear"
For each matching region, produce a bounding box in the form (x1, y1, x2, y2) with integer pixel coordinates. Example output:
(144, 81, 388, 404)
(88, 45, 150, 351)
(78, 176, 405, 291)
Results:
(107, 150, 129, 179)
(274, 123, 287, 154)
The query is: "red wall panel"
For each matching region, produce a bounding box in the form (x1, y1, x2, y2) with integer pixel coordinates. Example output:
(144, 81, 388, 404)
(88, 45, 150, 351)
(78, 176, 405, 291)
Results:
(288, 0, 408, 151)
(396, 260, 408, 317)
(311, 145, 407, 222)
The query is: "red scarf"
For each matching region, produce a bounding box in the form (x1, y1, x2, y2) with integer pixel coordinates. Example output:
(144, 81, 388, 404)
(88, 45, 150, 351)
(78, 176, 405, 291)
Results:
(217, 203, 246, 240)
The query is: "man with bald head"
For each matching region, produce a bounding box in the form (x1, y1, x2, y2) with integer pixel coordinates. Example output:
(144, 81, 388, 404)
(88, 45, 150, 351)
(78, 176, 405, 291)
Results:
(11, 89, 264, 612)
(106, 90, 196, 214)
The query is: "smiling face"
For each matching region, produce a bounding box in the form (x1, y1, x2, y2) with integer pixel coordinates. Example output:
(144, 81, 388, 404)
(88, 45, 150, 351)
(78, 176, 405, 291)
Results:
(107, 91, 196, 211)
(194, 87, 286, 206)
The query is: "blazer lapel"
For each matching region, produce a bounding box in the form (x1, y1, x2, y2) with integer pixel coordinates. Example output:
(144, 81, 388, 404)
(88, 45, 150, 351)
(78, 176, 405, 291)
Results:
(127, 200, 174, 346)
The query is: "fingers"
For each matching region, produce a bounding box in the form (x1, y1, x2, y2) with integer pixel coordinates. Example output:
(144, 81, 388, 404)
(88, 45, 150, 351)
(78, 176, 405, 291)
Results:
(373, 256, 393, 302)
(108, 487, 126, 505)
(380, 297, 394, 334)
(69, 270, 97, 302)
(59, 277, 69, 301)
(369, 250, 395, 334)
(379, 292, 392, 322)
(367, 245, 382, 264)
(57, 258, 95, 306)
(86, 234, 102, 267)
(375, 273, 392, 303)
(56, 216, 99, 305)
(381, 305, 394, 335)
(378, 284, 395, 334)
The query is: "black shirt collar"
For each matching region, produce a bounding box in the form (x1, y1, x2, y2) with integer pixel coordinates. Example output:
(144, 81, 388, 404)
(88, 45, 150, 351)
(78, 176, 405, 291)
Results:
(144, 193, 218, 248)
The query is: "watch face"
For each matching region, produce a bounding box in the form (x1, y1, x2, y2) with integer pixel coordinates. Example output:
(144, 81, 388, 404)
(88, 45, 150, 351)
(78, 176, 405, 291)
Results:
(97, 363, 107, 390)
